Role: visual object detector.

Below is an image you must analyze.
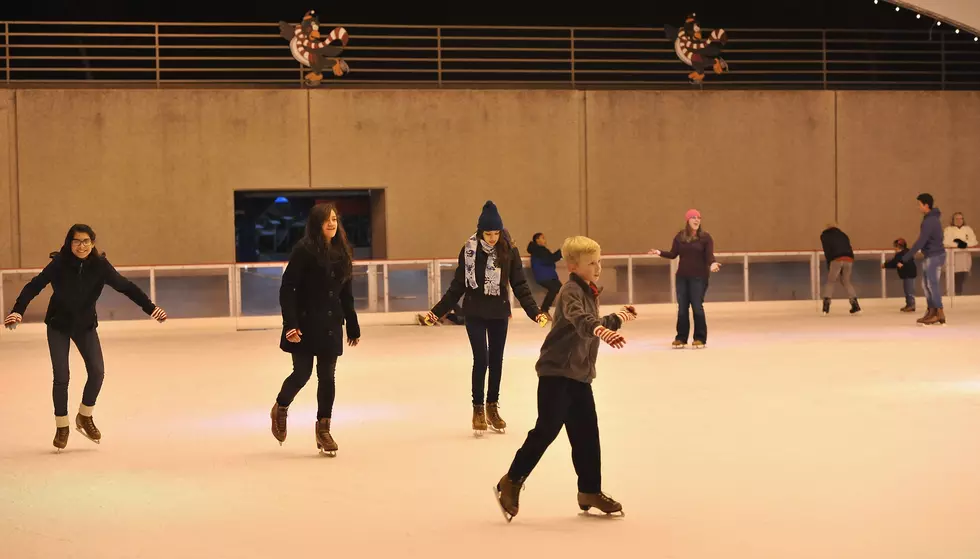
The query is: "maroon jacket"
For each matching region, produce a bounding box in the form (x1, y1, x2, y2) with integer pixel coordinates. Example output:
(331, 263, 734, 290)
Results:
(658, 231, 716, 278)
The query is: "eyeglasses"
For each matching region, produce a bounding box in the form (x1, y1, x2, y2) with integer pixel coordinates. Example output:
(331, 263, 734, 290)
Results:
(71, 239, 93, 247)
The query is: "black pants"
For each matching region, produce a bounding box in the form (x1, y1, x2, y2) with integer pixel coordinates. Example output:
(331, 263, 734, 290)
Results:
(954, 271, 967, 296)
(276, 353, 337, 419)
(47, 326, 105, 417)
(465, 316, 509, 405)
(676, 275, 708, 343)
(507, 376, 601, 493)
(536, 278, 563, 314)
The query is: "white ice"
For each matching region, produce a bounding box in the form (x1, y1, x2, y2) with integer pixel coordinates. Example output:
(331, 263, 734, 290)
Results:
(1, 299, 979, 559)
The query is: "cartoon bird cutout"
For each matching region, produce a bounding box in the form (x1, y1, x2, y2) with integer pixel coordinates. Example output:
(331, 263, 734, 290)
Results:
(665, 13, 729, 84)
(279, 10, 350, 86)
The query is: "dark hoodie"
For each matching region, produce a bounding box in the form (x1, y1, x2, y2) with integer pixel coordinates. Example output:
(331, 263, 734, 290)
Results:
(819, 227, 855, 264)
(10, 229, 156, 333)
(884, 248, 917, 279)
(904, 207, 945, 261)
(527, 241, 562, 282)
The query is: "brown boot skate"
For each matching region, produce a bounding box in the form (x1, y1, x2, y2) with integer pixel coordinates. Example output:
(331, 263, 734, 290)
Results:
(271, 403, 288, 445)
(578, 491, 624, 516)
(53, 416, 70, 451)
(672, 339, 687, 349)
(493, 474, 525, 522)
(315, 418, 338, 456)
(917, 308, 936, 324)
(472, 404, 488, 437)
(922, 308, 946, 326)
(486, 402, 506, 433)
(899, 305, 916, 312)
(75, 406, 101, 444)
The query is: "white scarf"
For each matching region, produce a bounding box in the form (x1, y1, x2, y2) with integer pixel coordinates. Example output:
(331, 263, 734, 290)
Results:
(464, 234, 501, 296)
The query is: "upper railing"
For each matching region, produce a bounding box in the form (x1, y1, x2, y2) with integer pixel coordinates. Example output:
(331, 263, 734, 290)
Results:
(2, 21, 980, 89)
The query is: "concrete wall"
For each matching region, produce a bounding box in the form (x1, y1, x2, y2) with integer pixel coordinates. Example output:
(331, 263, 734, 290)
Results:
(0, 89, 977, 268)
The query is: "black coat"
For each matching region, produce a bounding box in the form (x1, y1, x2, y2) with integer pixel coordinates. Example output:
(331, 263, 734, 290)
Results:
(279, 243, 360, 356)
(432, 244, 540, 321)
(884, 249, 917, 279)
(11, 250, 155, 334)
(820, 227, 855, 264)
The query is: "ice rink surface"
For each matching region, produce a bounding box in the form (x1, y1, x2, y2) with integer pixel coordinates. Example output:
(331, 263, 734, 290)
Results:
(2, 299, 979, 559)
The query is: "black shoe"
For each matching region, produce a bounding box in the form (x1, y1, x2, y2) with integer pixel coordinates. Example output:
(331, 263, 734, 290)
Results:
(849, 298, 861, 314)
(822, 298, 831, 315)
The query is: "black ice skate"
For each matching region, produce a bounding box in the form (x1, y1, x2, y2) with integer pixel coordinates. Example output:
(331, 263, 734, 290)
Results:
(849, 298, 861, 314)
(822, 298, 831, 315)
(578, 492, 624, 516)
(493, 474, 525, 522)
(271, 403, 288, 445)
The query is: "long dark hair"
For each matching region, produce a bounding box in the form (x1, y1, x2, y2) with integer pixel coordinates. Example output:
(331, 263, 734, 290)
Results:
(680, 221, 705, 243)
(477, 228, 512, 268)
(54, 223, 102, 260)
(297, 203, 353, 281)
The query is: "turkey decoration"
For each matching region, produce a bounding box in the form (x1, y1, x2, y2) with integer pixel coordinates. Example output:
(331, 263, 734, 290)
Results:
(665, 13, 729, 84)
(279, 10, 349, 86)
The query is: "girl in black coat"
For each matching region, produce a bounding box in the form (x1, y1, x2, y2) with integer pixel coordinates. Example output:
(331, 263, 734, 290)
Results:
(420, 201, 547, 436)
(3, 224, 167, 451)
(270, 203, 360, 456)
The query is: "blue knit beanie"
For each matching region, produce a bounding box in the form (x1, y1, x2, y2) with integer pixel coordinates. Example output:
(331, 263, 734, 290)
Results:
(477, 200, 503, 231)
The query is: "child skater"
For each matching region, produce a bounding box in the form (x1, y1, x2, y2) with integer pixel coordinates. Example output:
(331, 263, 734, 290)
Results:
(493, 235, 637, 521)
(882, 238, 918, 312)
(3, 224, 168, 451)
(270, 203, 360, 456)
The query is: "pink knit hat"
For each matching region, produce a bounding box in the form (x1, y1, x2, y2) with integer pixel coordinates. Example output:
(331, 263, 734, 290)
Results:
(685, 209, 701, 221)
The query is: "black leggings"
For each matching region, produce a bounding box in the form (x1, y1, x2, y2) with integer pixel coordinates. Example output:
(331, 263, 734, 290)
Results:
(276, 353, 337, 419)
(47, 326, 105, 417)
(465, 316, 509, 405)
(536, 279, 563, 314)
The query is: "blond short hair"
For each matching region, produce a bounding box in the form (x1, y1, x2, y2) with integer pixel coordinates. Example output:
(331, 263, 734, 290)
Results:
(561, 235, 601, 265)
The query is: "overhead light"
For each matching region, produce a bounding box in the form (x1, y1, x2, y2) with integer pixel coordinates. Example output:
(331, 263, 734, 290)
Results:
(937, 21, 942, 26)
(956, 29, 961, 33)
(975, 37, 979, 41)
(916, 14, 921, 19)
(895, 6, 900, 11)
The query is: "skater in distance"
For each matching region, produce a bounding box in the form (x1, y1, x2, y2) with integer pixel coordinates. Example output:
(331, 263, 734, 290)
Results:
(527, 232, 563, 320)
(419, 201, 549, 437)
(819, 223, 861, 315)
(3, 224, 167, 451)
(902, 193, 946, 325)
(270, 203, 360, 456)
(494, 235, 636, 522)
(648, 209, 720, 349)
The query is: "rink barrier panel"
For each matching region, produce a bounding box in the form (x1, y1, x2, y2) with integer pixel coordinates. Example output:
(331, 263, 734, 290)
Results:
(0, 249, 977, 325)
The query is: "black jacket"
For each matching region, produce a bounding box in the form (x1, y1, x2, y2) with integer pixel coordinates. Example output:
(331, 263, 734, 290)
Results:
(884, 249, 917, 279)
(279, 242, 360, 356)
(820, 227, 855, 264)
(432, 243, 540, 321)
(11, 244, 155, 334)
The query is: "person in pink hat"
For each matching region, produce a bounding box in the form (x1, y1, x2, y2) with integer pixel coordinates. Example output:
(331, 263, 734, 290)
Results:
(648, 209, 721, 349)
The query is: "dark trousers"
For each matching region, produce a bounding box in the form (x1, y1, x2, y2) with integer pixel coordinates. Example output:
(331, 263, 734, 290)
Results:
(507, 376, 601, 493)
(676, 276, 707, 343)
(47, 325, 105, 417)
(954, 272, 967, 296)
(276, 353, 338, 419)
(903, 277, 916, 308)
(536, 278, 563, 314)
(465, 316, 509, 405)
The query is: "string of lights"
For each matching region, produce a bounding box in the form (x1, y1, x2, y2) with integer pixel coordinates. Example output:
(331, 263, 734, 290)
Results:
(874, 0, 980, 41)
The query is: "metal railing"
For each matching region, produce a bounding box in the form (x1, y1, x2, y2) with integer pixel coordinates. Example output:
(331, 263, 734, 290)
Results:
(2, 21, 980, 89)
(1, 249, 977, 325)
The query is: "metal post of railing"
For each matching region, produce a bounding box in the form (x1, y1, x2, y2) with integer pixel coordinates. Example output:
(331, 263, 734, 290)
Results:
(383, 262, 390, 313)
(432, 259, 442, 308)
(149, 268, 157, 306)
(946, 248, 955, 304)
(436, 27, 442, 87)
(4, 22, 9, 84)
(669, 259, 677, 304)
(227, 265, 236, 318)
(880, 252, 887, 299)
(810, 252, 818, 300)
(570, 28, 576, 88)
(154, 23, 160, 87)
(367, 264, 378, 312)
(821, 30, 828, 90)
(941, 32, 946, 90)
(743, 255, 750, 302)
(0, 272, 5, 327)
(627, 256, 634, 305)
(234, 265, 243, 317)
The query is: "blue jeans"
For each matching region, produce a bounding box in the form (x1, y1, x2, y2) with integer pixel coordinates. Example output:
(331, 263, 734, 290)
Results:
(676, 276, 707, 343)
(902, 277, 916, 308)
(922, 253, 946, 310)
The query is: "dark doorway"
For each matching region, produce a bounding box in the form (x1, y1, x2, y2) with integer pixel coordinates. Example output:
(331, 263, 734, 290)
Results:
(234, 189, 386, 263)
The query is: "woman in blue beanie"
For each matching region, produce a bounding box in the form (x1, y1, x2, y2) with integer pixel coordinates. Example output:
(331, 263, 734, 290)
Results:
(420, 201, 548, 436)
